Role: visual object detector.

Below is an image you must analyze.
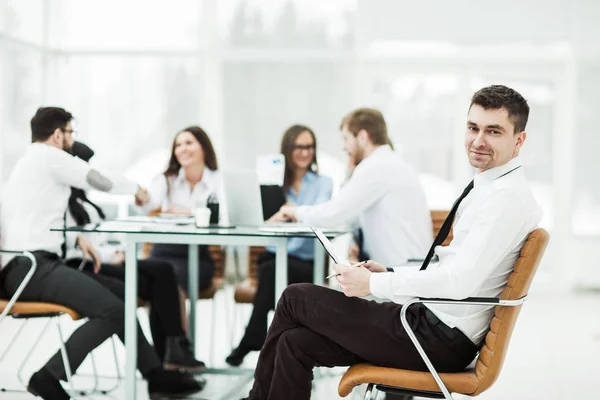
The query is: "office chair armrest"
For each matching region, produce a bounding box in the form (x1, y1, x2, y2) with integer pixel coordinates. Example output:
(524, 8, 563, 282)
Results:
(397, 295, 526, 399)
(416, 296, 526, 307)
(0, 250, 37, 321)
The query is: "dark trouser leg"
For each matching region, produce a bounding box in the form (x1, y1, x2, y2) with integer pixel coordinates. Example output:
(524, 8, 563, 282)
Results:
(74, 258, 186, 359)
(238, 254, 314, 350)
(2, 255, 161, 380)
(137, 259, 185, 360)
(136, 259, 184, 338)
(149, 244, 216, 295)
(248, 283, 477, 400)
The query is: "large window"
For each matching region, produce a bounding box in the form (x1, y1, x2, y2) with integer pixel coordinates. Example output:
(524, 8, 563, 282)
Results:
(1, 43, 43, 181)
(573, 65, 600, 235)
(45, 55, 202, 183)
(48, 0, 202, 51)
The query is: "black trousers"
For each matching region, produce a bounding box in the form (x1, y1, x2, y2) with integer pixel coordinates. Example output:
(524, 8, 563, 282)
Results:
(64, 257, 184, 360)
(247, 283, 479, 400)
(0, 252, 161, 380)
(238, 253, 314, 350)
(149, 244, 215, 295)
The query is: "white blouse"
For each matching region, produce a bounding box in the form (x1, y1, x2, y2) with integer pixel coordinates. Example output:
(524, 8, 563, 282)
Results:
(144, 168, 229, 225)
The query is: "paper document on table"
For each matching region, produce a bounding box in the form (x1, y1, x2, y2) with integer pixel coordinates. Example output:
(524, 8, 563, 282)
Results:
(256, 154, 285, 186)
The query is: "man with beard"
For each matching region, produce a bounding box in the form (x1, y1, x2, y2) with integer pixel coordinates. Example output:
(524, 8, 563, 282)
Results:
(276, 108, 433, 267)
(0, 107, 203, 399)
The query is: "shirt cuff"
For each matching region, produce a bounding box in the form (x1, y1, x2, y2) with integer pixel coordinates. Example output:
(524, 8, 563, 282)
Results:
(295, 205, 310, 223)
(370, 272, 393, 299)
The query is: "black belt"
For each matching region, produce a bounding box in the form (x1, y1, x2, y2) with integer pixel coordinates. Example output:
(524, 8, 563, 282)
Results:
(421, 305, 468, 343)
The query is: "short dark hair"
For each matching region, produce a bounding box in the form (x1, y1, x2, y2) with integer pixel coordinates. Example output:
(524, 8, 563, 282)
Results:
(30, 107, 73, 142)
(470, 85, 530, 133)
(339, 108, 393, 148)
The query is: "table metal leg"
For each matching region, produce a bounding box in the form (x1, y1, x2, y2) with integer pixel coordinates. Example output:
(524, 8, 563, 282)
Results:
(125, 241, 138, 399)
(188, 244, 199, 350)
(274, 238, 288, 304)
(313, 240, 325, 286)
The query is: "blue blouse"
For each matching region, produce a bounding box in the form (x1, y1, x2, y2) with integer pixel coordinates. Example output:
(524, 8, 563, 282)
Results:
(268, 171, 333, 260)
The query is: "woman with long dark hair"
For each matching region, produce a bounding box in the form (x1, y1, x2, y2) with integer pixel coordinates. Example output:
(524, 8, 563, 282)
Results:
(64, 141, 205, 372)
(143, 126, 227, 296)
(225, 124, 333, 366)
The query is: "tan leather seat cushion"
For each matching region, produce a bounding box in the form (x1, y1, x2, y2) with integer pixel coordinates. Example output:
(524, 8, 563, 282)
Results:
(234, 279, 257, 303)
(198, 277, 224, 300)
(338, 363, 479, 397)
(0, 300, 81, 321)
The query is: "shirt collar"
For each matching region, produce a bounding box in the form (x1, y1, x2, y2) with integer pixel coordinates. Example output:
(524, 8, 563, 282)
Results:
(303, 170, 317, 184)
(369, 144, 392, 158)
(287, 171, 317, 197)
(174, 167, 214, 187)
(474, 156, 523, 187)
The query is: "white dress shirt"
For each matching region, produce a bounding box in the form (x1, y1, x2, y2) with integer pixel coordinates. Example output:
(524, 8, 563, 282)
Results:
(296, 145, 433, 266)
(0, 143, 137, 267)
(370, 156, 543, 344)
(145, 168, 229, 225)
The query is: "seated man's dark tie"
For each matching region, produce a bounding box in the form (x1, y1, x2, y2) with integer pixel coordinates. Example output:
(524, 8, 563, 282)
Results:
(420, 180, 474, 271)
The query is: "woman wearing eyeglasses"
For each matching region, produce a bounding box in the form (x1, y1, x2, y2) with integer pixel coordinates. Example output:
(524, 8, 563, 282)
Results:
(226, 124, 333, 366)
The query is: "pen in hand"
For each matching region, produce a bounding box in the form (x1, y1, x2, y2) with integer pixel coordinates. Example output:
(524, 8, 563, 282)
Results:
(326, 260, 368, 279)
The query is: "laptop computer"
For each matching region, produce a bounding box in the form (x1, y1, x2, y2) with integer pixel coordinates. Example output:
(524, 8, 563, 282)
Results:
(222, 169, 313, 232)
(223, 170, 312, 233)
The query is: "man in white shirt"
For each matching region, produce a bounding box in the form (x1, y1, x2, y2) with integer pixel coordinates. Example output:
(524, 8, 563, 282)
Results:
(277, 107, 433, 266)
(0, 107, 202, 399)
(242, 85, 543, 400)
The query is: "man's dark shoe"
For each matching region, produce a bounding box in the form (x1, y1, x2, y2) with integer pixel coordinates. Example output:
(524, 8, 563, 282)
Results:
(27, 368, 70, 400)
(147, 368, 205, 399)
(163, 336, 206, 372)
(225, 345, 253, 367)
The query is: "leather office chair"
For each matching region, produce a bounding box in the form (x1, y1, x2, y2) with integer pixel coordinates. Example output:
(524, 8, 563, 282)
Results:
(337, 228, 550, 400)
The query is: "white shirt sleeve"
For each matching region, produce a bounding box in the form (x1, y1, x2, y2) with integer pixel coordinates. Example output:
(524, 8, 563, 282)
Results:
(143, 175, 168, 213)
(370, 189, 529, 301)
(47, 147, 93, 190)
(295, 164, 390, 228)
(47, 148, 138, 194)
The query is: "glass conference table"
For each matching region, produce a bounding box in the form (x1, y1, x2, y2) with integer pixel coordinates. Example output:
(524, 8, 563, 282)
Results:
(53, 221, 346, 400)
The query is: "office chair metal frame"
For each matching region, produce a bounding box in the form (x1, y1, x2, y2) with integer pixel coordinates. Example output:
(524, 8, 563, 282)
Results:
(0, 250, 123, 396)
(361, 296, 526, 400)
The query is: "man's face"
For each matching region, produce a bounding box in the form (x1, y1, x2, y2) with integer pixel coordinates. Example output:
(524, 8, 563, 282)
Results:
(60, 122, 75, 153)
(341, 126, 365, 167)
(465, 105, 526, 172)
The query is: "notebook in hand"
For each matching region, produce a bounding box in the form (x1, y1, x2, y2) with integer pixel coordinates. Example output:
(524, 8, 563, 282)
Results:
(311, 227, 350, 266)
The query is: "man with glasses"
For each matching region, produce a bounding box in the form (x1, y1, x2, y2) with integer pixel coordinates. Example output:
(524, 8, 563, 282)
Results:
(0, 107, 203, 399)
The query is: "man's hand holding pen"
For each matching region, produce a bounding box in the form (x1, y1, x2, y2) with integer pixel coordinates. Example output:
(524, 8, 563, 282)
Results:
(330, 261, 372, 297)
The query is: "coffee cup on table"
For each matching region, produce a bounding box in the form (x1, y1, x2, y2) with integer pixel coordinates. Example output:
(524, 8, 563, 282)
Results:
(195, 207, 212, 227)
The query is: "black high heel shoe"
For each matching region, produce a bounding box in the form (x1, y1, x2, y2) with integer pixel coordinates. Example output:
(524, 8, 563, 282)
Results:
(225, 346, 254, 367)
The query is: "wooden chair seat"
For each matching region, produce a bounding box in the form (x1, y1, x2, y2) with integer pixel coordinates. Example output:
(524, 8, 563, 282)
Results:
(199, 276, 224, 300)
(234, 278, 258, 303)
(338, 228, 550, 398)
(0, 300, 81, 321)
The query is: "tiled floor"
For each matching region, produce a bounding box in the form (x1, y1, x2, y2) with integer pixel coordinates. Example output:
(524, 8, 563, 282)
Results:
(1, 286, 599, 399)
